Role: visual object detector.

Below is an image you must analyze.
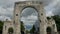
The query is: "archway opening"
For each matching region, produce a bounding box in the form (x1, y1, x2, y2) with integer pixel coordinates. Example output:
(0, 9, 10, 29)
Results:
(8, 27, 14, 34)
(20, 7, 40, 34)
(46, 27, 52, 34)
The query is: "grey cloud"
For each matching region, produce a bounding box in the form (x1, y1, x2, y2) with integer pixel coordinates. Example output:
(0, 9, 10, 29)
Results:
(0, 0, 14, 8)
(26, 0, 60, 16)
(0, 6, 13, 19)
(53, 7, 60, 16)
(0, 0, 15, 19)
(52, 1, 60, 16)
(0, 0, 60, 20)
(21, 7, 38, 17)
(0, 0, 55, 18)
(0, 0, 60, 25)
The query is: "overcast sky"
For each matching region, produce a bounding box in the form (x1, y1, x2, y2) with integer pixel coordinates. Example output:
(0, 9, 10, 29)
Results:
(0, 0, 60, 25)
(21, 7, 38, 25)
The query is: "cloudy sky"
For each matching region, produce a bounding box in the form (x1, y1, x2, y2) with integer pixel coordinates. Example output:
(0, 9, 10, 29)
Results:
(21, 7, 38, 25)
(0, 0, 60, 25)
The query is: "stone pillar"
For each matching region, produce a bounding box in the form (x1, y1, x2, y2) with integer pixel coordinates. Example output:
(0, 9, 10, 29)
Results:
(14, 4, 21, 34)
(39, 3, 46, 34)
(3, 21, 15, 34)
(2, 23, 7, 34)
(40, 22, 46, 34)
(53, 24, 58, 34)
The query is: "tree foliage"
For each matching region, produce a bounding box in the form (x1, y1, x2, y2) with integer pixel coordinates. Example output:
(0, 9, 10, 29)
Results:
(30, 25, 35, 33)
(20, 21, 25, 31)
(0, 21, 4, 33)
(51, 15, 60, 31)
(8, 27, 13, 33)
(26, 30, 29, 34)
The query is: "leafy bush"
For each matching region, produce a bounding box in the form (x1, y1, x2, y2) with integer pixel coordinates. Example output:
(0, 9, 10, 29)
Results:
(8, 27, 13, 33)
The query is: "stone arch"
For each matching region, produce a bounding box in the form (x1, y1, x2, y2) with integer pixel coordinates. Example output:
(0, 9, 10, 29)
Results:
(14, 1, 47, 34)
(21, 6, 38, 12)
(21, 6, 39, 15)
(46, 27, 52, 34)
(20, 6, 39, 17)
(8, 27, 14, 34)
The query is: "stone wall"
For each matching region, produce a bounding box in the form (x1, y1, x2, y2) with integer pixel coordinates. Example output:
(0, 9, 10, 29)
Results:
(3, 20, 15, 34)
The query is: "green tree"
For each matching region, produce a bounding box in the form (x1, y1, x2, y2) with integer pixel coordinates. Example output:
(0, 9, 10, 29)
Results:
(51, 15, 60, 31)
(20, 21, 25, 31)
(30, 25, 35, 33)
(8, 27, 13, 34)
(0, 21, 4, 33)
(26, 30, 29, 34)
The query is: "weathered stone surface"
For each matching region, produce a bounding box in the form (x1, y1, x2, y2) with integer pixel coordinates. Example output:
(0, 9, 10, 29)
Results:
(3, 1, 58, 34)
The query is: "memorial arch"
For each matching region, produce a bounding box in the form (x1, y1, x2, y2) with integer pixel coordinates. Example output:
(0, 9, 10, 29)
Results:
(3, 1, 58, 34)
(14, 1, 46, 34)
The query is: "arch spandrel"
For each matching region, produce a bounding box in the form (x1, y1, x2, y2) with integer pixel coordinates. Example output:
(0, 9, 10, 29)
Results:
(18, 5, 41, 17)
